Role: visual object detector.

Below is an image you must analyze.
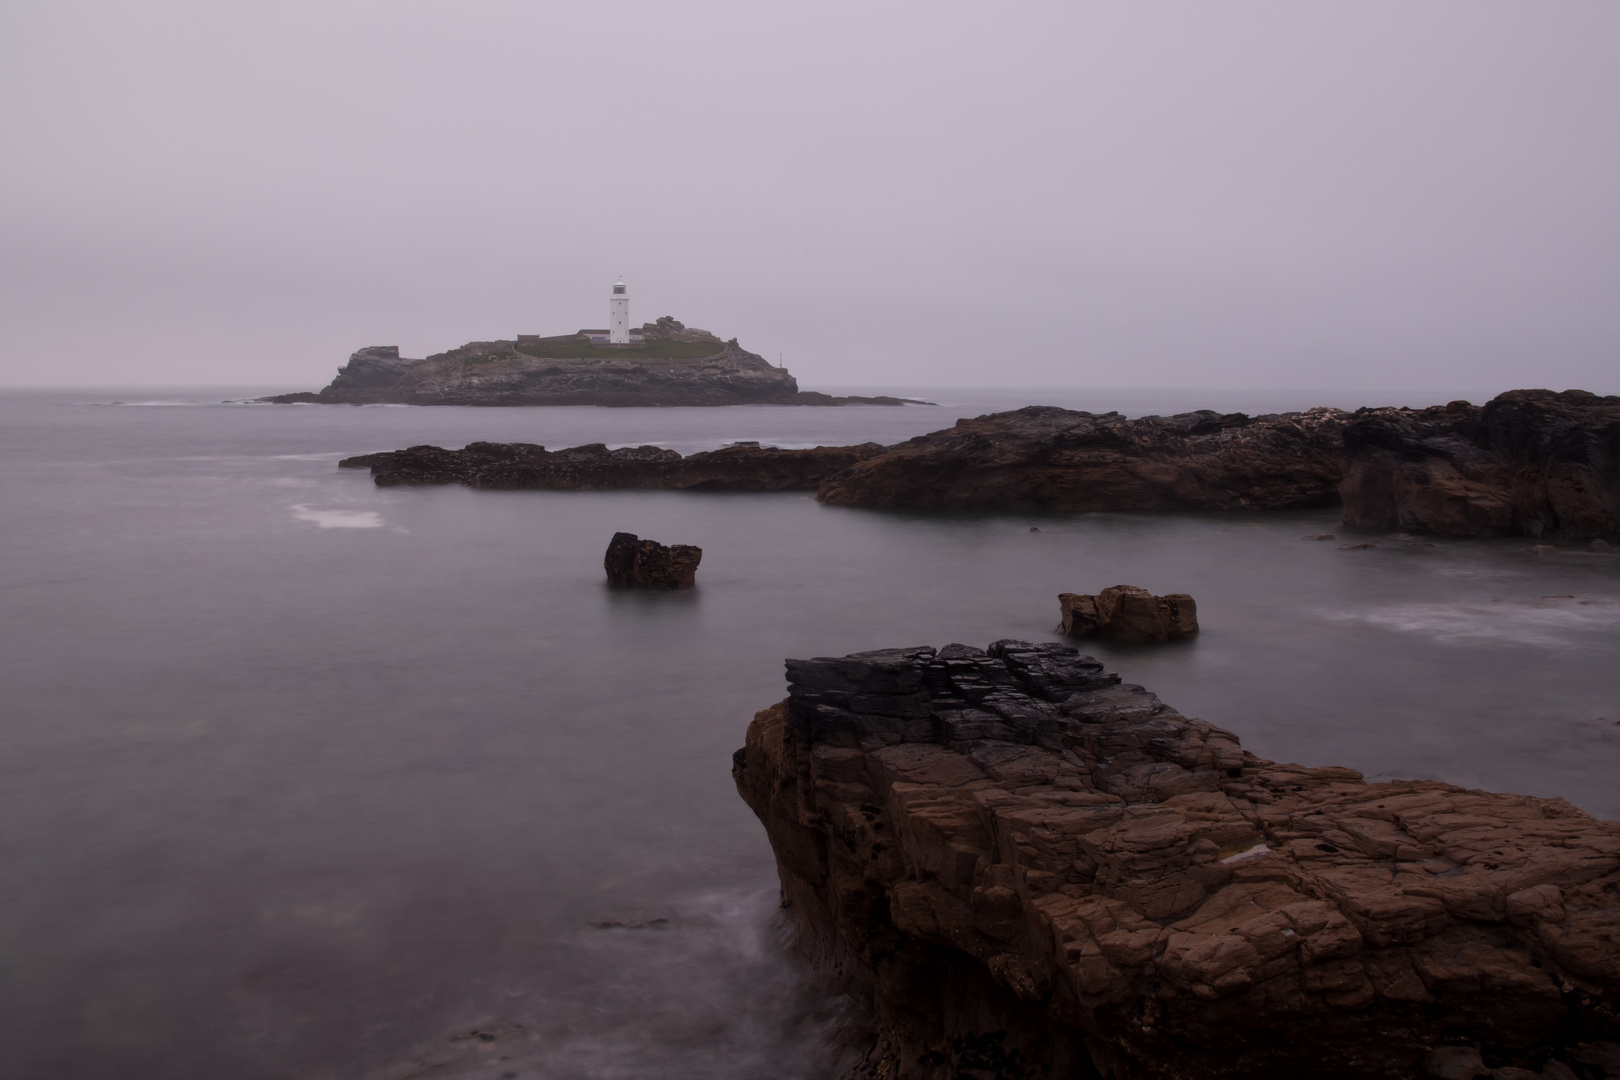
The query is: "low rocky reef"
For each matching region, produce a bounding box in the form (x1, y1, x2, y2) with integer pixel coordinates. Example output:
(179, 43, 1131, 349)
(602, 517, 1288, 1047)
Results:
(338, 440, 886, 490)
(1058, 586, 1199, 643)
(264, 319, 931, 408)
(816, 390, 1620, 543)
(337, 389, 1620, 541)
(603, 532, 700, 588)
(733, 642, 1620, 1080)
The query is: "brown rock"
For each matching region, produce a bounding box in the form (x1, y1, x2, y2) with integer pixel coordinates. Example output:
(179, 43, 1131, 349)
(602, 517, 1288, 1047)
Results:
(733, 641, 1620, 1080)
(1058, 586, 1198, 643)
(602, 532, 701, 589)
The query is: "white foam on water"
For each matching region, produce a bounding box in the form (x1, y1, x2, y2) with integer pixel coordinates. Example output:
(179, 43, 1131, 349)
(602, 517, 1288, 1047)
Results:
(1325, 595, 1620, 648)
(290, 504, 384, 529)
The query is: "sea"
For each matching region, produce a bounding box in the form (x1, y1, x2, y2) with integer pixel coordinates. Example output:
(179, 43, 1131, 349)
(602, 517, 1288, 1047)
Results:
(2, 386, 1616, 1080)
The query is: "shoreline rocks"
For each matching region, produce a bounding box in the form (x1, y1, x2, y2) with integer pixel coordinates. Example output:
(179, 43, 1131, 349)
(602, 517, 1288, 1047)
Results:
(1058, 586, 1199, 643)
(732, 642, 1620, 1080)
(336, 388, 1620, 541)
(603, 532, 700, 588)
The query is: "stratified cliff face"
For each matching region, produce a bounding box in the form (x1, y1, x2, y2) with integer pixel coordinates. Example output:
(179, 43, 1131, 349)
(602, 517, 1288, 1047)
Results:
(271, 321, 803, 406)
(339, 440, 886, 490)
(733, 643, 1620, 1080)
(1339, 390, 1620, 541)
(814, 406, 1351, 512)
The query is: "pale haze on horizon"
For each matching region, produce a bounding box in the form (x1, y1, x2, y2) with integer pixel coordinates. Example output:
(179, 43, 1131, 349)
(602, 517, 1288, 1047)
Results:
(1, 1, 1616, 397)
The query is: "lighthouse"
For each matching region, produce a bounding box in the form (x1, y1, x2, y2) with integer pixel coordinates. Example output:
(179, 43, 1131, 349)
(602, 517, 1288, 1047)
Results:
(608, 280, 630, 344)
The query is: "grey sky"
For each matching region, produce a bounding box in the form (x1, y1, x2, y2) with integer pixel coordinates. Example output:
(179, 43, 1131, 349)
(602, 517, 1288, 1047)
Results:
(2, 1, 1616, 393)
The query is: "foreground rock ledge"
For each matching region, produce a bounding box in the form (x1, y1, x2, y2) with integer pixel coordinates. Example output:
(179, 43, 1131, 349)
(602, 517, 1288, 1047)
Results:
(732, 642, 1620, 1079)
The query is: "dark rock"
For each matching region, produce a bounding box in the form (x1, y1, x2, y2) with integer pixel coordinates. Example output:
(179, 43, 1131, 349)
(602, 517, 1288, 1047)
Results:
(1339, 389, 1620, 542)
(603, 532, 701, 589)
(339, 440, 887, 491)
(816, 404, 1351, 513)
(1058, 586, 1198, 643)
(1304, 533, 1337, 540)
(733, 642, 1620, 1080)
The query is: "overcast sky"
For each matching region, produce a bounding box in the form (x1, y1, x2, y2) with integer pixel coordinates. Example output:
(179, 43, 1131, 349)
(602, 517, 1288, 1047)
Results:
(1, 2, 1616, 393)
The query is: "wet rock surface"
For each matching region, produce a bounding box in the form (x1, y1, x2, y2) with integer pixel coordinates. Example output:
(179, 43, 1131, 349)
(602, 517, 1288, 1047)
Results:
(603, 532, 701, 588)
(339, 440, 886, 490)
(1058, 586, 1199, 643)
(732, 642, 1620, 1080)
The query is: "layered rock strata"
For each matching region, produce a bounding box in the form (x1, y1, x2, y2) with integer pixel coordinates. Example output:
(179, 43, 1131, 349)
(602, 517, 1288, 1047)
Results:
(265, 321, 930, 407)
(1058, 587, 1199, 643)
(732, 642, 1620, 1079)
(603, 532, 700, 588)
(339, 440, 886, 490)
(1338, 390, 1620, 541)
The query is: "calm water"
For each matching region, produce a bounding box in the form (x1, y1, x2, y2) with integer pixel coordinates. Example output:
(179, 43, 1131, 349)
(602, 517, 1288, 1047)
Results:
(1, 387, 1615, 1080)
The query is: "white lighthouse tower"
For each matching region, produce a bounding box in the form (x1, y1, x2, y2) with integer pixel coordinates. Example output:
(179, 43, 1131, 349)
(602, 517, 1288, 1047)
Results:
(608, 280, 630, 344)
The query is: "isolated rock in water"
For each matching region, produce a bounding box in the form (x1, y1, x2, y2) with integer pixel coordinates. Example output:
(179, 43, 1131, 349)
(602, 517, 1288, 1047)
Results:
(732, 642, 1620, 1080)
(1059, 585, 1198, 643)
(603, 532, 701, 589)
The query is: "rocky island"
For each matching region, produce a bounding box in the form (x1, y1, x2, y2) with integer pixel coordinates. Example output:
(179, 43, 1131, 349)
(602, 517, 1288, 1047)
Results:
(338, 389, 1620, 541)
(267, 317, 928, 408)
(733, 642, 1620, 1079)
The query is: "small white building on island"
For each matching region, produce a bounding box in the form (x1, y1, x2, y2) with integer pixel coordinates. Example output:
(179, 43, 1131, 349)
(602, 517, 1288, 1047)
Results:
(580, 280, 641, 345)
(609, 280, 630, 343)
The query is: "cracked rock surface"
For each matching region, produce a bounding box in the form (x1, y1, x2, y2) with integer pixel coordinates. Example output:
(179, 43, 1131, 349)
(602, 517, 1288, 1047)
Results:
(732, 641, 1620, 1079)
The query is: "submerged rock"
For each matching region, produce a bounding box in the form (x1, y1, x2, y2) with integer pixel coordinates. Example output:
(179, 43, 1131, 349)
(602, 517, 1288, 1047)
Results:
(1058, 585, 1198, 643)
(603, 532, 701, 589)
(733, 641, 1620, 1080)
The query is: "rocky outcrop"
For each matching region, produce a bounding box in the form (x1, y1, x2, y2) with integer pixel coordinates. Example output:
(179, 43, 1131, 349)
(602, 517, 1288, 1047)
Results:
(1339, 390, 1620, 542)
(1059, 587, 1198, 643)
(814, 406, 1351, 513)
(338, 440, 886, 490)
(733, 642, 1620, 1080)
(603, 532, 700, 588)
(810, 392, 1620, 541)
(264, 320, 930, 407)
(332, 389, 1620, 539)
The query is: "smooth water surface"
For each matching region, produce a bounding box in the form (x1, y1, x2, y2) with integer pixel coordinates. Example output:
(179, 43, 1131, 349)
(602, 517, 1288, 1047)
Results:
(1, 389, 1615, 1080)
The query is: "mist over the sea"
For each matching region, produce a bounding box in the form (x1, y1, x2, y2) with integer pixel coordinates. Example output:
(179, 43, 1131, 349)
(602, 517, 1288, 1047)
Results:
(2, 2, 1618, 394)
